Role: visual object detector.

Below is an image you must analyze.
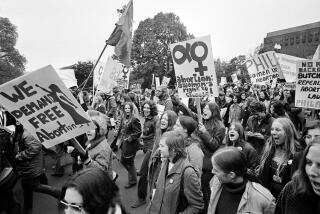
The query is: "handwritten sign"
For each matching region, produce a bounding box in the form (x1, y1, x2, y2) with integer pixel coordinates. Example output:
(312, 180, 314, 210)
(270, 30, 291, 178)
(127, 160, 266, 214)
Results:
(170, 35, 218, 98)
(245, 51, 281, 86)
(295, 60, 320, 109)
(276, 53, 305, 82)
(0, 65, 95, 148)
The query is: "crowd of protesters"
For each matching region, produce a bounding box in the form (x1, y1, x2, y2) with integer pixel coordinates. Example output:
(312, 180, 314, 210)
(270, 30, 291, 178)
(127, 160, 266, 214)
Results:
(1, 80, 320, 214)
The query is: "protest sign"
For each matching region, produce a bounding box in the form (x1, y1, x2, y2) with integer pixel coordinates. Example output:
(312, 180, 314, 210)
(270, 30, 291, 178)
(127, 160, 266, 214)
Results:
(245, 51, 281, 86)
(0, 65, 95, 148)
(220, 77, 227, 86)
(231, 73, 239, 83)
(57, 68, 77, 89)
(170, 35, 218, 98)
(97, 56, 123, 93)
(295, 60, 320, 109)
(161, 76, 171, 87)
(156, 104, 165, 118)
(155, 77, 160, 89)
(276, 53, 305, 82)
(283, 82, 296, 91)
(93, 61, 106, 90)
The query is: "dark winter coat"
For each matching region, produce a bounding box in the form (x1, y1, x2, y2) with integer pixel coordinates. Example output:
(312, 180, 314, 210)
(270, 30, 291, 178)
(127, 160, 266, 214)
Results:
(15, 130, 43, 179)
(141, 115, 158, 151)
(275, 181, 320, 214)
(119, 116, 141, 157)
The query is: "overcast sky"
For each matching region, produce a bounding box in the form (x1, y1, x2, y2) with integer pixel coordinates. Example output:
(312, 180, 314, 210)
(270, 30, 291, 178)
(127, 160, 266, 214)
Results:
(1, 0, 320, 71)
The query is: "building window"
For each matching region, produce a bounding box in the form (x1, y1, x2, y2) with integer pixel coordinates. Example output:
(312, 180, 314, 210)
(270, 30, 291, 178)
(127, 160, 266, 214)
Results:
(315, 31, 319, 42)
(290, 36, 294, 45)
(285, 36, 289, 46)
(302, 32, 306, 43)
(308, 31, 313, 43)
(296, 34, 300, 44)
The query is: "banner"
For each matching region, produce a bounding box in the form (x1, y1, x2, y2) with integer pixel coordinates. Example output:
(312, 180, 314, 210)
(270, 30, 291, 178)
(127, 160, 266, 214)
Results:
(155, 77, 160, 89)
(0, 65, 95, 148)
(57, 68, 78, 89)
(276, 53, 305, 82)
(97, 56, 123, 93)
(245, 51, 281, 86)
(231, 73, 239, 83)
(295, 60, 320, 109)
(170, 35, 218, 98)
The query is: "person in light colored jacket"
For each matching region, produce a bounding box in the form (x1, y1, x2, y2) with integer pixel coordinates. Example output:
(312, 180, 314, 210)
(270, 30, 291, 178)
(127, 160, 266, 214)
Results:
(208, 147, 275, 214)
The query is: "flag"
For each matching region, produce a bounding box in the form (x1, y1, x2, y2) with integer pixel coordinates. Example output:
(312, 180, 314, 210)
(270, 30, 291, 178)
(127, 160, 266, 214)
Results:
(313, 44, 320, 60)
(106, 0, 133, 66)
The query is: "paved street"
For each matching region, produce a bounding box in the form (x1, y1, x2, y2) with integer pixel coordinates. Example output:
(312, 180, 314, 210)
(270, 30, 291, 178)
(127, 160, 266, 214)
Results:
(6, 130, 148, 214)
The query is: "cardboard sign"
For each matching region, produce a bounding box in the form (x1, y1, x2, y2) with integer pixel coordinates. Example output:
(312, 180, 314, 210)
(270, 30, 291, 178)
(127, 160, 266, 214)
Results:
(220, 77, 227, 86)
(245, 51, 281, 86)
(0, 65, 95, 148)
(231, 73, 239, 83)
(97, 56, 123, 92)
(276, 53, 305, 82)
(57, 68, 78, 89)
(295, 60, 320, 109)
(170, 35, 218, 98)
(161, 76, 171, 87)
(156, 104, 165, 118)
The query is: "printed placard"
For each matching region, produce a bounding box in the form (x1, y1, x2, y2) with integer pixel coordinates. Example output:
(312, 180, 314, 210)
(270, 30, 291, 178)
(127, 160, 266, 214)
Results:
(245, 51, 281, 86)
(276, 53, 305, 83)
(170, 35, 218, 98)
(0, 65, 95, 148)
(295, 60, 320, 109)
(231, 73, 239, 83)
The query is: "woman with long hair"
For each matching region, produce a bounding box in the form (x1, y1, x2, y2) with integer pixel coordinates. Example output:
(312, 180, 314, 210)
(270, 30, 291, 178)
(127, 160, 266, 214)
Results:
(275, 142, 320, 214)
(208, 147, 275, 214)
(117, 102, 142, 189)
(131, 100, 158, 208)
(197, 101, 226, 213)
(257, 117, 303, 198)
(60, 167, 126, 214)
(146, 131, 203, 214)
(91, 95, 106, 114)
(148, 110, 178, 197)
(225, 122, 258, 172)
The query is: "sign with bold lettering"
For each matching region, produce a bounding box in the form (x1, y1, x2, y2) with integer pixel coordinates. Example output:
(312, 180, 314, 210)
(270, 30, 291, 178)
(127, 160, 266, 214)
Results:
(295, 60, 320, 109)
(245, 51, 281, 86)
(0, 65, 95, 148)
(276, 53, 305, 82)
(170, 35, 218, 98)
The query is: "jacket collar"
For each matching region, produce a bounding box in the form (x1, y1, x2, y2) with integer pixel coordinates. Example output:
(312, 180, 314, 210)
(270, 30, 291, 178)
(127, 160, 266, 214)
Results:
(166, 158, 186, 177)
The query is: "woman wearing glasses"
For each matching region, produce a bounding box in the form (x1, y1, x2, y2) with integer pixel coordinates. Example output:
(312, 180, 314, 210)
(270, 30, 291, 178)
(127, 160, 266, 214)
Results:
(60, 167, 126, 214)
(301, 120, 320, 147)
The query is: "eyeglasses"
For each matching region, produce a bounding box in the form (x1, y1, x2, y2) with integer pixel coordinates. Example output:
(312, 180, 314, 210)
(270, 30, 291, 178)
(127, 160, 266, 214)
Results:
(59, 200, 83, 213)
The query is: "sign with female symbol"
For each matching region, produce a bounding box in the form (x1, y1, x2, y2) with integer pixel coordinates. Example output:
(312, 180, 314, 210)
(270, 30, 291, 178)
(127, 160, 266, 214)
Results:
(170, 35, 218, 98)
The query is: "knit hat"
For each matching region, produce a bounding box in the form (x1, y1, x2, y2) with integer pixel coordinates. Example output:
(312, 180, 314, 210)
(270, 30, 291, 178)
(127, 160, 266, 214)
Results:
(87, 110, 109, 136)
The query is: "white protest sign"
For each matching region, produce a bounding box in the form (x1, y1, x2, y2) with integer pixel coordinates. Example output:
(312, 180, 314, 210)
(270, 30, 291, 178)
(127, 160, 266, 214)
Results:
(231, 73, 239, 83)
(57, 68, 78, 89)
(155, 77, 160, 89)
(220, 77, 227, 86)
(245, 51, 281, 86)
(93, 61, 106, 89)
(170, 35, 218, 98)
(161, 76, 171, 87)
(276, 53, 305, 82)
(295, 60, 320, 109)
(156, 104, 165, 118)
(97, 56, 123, 93)
(0, 65, 95, 148)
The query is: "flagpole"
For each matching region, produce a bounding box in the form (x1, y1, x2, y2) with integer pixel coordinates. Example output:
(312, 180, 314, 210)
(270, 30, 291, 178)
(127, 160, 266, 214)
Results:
(77, 43, 109, 93)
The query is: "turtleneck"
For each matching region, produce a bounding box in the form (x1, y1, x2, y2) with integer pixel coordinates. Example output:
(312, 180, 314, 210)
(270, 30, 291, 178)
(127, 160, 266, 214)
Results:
(216, 179, 247, 214)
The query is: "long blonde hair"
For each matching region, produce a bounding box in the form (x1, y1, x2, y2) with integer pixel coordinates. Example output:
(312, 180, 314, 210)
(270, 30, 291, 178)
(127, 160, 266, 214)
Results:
(258, 117, 301, 174)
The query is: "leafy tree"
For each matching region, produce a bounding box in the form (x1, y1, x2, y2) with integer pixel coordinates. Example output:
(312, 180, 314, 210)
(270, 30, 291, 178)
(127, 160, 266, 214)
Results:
(131, 12, 194, 89)
(70, 61, 94, 91)
(0, 17, 26, 85)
